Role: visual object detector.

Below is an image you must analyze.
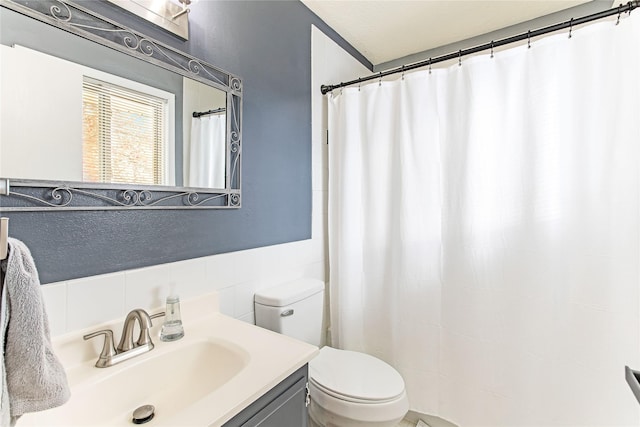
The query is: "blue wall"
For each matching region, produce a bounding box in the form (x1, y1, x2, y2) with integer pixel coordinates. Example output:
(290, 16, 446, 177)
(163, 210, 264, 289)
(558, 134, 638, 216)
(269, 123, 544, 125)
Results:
(0, 1, 370, 284)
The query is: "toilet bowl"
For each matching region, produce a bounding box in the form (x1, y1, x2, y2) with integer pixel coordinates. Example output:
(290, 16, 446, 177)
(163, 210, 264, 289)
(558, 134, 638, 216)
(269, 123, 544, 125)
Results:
(307, 346, 409, 427)
(254, 279, 409, 427)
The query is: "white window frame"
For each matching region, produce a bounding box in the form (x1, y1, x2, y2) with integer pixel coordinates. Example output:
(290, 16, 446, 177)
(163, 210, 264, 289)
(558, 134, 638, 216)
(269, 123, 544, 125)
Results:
(80, 65, 176, 186)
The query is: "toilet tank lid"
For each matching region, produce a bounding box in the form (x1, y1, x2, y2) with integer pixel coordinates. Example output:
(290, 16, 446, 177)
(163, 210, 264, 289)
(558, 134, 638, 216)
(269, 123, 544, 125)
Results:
(254, 278, 324, 307)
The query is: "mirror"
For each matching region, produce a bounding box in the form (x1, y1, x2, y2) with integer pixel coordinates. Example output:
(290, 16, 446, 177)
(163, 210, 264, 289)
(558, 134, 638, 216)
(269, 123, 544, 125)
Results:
(2, 44, 227, 188)
(0, 0, 241, 210)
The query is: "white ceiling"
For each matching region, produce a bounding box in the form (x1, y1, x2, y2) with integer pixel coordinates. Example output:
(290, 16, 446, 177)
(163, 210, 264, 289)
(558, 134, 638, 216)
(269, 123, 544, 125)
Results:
(302, 0, 595, 66)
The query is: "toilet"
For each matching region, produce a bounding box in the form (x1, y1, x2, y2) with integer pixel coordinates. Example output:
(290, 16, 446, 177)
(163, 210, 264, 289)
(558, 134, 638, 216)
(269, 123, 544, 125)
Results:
(254, 279, 409, 427)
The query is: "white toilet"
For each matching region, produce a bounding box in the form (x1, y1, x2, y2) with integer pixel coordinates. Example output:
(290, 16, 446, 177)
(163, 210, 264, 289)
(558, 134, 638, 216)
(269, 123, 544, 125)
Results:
(254, 279, 409, 427)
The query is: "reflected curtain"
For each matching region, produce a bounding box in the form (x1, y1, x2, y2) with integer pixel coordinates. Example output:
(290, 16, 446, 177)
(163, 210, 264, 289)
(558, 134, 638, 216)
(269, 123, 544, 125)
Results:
(188, 114, 226, 188)
(328, 15, 640, 426)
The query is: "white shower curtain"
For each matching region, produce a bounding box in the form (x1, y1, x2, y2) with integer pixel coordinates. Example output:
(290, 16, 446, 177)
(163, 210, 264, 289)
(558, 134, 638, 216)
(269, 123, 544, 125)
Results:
(188, 114, 226, 188)
(328, 14, 640, 426)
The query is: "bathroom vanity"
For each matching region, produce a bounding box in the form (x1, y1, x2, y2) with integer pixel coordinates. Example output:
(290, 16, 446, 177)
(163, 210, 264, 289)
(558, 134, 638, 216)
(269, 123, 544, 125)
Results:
(19, 292, 318, 427)
(224, 365, 309, 427)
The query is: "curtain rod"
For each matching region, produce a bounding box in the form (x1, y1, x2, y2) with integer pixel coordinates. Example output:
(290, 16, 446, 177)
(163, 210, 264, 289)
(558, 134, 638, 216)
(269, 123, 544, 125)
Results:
(193, 107, 226, 118)
(320, 1, 639, 95)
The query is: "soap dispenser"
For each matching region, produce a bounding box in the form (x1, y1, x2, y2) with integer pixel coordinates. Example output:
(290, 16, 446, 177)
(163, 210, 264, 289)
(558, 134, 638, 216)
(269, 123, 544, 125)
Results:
(160, 293, 184, 342)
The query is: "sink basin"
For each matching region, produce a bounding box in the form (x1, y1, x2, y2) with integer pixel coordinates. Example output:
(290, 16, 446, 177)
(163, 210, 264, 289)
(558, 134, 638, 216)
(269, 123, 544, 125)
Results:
(22, 339, 249, 426)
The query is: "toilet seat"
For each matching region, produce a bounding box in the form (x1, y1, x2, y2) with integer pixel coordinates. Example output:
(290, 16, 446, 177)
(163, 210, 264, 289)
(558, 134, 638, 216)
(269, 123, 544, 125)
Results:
(309, 347, 406, 404)
(310, 378, 402, 404)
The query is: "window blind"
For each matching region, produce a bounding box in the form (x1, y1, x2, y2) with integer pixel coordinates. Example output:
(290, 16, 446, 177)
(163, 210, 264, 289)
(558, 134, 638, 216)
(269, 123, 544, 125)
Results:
(82, 77, 167, 185)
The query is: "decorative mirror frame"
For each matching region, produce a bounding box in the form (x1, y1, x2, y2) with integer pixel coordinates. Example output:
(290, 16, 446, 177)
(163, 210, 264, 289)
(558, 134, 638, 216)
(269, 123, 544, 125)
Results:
(0, 0, 242, 211)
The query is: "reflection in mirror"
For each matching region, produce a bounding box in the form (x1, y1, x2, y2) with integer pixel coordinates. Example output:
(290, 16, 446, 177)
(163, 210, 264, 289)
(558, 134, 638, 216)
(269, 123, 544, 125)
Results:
(0, 44, 228, 189)
(183, 80, 226, 189)
(82, 76, 173, 186)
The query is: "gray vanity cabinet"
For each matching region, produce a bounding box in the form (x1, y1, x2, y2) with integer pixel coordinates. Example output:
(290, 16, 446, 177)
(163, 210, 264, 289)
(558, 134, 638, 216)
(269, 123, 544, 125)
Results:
(223, 365, 309, 427)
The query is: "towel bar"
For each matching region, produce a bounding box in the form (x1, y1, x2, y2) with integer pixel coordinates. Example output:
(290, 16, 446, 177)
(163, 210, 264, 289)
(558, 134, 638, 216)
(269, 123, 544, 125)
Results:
(626, 366, 640, 405)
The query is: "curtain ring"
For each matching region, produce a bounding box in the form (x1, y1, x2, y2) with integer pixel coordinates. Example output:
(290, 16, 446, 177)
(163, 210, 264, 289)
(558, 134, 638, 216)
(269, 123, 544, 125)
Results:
(616, 4, 622, 24)
(527, 30, 532, 49)
(378, 72, 382, 86)
(401, 65, 405, 80)
(458, 49, 462, 67)
(428, 58, 432, 74)
(490, 40, 494, 58)
(568, 18, 574, 38)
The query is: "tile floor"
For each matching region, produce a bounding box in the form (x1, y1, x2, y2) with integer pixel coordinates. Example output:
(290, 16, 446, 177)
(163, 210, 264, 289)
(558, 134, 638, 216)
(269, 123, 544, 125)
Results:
(397, 411, 458, 427)
(397, 419, 420, 427)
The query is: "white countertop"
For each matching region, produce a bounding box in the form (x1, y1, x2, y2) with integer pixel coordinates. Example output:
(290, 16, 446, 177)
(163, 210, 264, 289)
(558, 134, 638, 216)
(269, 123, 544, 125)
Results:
(20, 292, 318, 427)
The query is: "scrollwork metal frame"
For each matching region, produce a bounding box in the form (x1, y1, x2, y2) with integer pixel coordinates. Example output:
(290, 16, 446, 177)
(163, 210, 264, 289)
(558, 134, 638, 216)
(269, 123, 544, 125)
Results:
(0, 0, 242, 211)
(0, 179, 240, 211)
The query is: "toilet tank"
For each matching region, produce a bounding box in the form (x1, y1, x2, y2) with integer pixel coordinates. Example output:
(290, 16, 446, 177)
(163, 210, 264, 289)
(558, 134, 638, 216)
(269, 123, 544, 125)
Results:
(254, 278, 325, 346)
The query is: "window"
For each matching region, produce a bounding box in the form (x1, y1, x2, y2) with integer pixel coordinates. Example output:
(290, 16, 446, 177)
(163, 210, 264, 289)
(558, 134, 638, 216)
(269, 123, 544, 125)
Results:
(82, 77, 168, 185)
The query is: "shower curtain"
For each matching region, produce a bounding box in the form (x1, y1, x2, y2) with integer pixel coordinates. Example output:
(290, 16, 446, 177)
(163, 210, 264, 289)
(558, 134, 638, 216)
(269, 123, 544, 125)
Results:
(328, 14, 640, 426)
(188, 114, 226, 188)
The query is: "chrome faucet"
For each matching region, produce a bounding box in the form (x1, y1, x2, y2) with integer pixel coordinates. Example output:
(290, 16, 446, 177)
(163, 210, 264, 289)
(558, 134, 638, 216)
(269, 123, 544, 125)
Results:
(83, 309, 165, 368)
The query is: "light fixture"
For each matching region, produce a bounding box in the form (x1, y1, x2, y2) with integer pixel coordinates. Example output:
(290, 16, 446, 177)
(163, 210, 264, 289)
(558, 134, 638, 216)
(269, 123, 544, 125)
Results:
(105, 0, 191, 40)
(172, 0, 191, 20)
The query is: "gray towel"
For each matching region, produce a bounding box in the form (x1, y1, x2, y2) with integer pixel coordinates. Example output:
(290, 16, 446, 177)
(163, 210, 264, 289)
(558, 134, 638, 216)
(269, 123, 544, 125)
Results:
(0, 238, 70, 425)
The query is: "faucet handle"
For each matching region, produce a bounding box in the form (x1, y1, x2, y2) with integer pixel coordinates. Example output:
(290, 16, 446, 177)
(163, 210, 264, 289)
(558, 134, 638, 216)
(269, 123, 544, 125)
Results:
(83, 329, 117, 367)
(150, 311, 166, 322)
